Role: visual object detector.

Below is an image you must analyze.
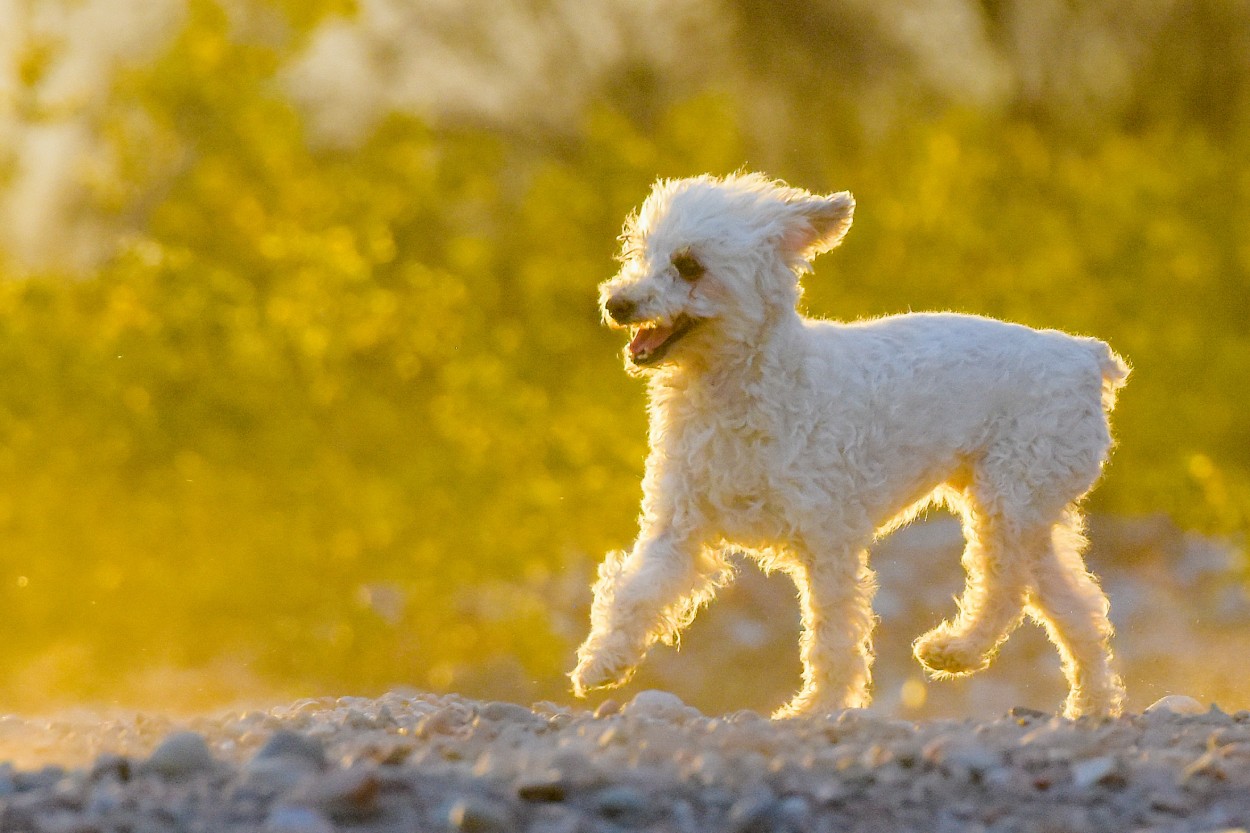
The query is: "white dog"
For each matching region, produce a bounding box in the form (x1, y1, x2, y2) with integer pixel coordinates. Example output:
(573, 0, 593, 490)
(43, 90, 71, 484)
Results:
(569, 172, 1129, 719)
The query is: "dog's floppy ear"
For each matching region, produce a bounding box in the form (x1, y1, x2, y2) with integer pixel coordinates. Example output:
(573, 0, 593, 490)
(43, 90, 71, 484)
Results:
(779, 190, 855, 259)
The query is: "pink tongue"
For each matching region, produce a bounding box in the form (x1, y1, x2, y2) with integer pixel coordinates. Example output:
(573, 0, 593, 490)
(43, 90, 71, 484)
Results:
(629, 323, 675, 356)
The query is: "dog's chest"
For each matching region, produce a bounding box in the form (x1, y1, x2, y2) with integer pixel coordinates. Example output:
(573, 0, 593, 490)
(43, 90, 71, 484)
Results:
(662, 390, 810, 534)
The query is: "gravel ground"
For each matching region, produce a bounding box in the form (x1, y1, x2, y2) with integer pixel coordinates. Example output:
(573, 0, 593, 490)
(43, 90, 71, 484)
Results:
(1, 690, 1248, 833)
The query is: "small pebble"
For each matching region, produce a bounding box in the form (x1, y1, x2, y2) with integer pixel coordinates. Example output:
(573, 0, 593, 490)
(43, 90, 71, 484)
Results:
(244, 758, 315, 791)
(1071, 756, 1118, 789)
(88, 754, 131, 783)
(142, 732, 215, 780)
(86, 780, 126, 815)
(517, 779, 567, 803)
(253, 731, 327, 769)
(343, 709, 372, 729)
(594, 699, 622, 719)
(923, 738, 1000, 776)
(621, 690, 693, 721)
(594, 785, 649, 822)
(292, 767, 380, 821)
(448, 795, 513, 833)
(1144, 695, 1206, 716)
(728, 790, 796, 833)
(726, 709, 766, 724)
(266, 804, 335, 833)
(481, 701, 535, 723)
(420, 706, 469, 736)
(530, 701, 568, 716)
(1009, 707, 1049, 721)
(776, 795, 811, 826)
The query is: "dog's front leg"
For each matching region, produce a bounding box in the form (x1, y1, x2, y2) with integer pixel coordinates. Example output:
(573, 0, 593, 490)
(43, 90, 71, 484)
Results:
(775, 548, 878, 717)
(570, 526, 709, 697)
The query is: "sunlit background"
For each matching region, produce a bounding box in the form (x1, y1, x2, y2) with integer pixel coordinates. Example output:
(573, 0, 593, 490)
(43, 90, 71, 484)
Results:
(0, 0, 1246, 717)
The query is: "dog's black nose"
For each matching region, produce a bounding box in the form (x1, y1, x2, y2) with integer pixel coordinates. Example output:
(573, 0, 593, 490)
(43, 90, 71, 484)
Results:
(605, 297, 636, 324)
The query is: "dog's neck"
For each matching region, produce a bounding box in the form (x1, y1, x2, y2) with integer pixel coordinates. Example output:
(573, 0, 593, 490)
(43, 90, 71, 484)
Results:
(646, 307, 804, 405)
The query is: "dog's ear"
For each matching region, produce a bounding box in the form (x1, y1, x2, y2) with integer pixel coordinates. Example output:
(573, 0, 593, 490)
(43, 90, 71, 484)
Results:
(779, 191, 855, 259)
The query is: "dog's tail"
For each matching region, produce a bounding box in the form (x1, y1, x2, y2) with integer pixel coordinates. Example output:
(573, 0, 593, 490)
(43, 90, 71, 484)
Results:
(1083, 338, 1130, 412)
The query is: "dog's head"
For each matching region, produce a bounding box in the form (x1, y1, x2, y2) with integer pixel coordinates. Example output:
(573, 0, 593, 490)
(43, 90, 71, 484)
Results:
(599, 173, 854, 371)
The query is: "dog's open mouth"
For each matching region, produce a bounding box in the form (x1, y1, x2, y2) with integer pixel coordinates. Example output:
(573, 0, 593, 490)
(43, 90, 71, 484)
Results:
(628, 315, 698, 366)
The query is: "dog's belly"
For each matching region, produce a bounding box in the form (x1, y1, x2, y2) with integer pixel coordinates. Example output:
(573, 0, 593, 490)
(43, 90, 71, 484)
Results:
(693, 438, 968, 553)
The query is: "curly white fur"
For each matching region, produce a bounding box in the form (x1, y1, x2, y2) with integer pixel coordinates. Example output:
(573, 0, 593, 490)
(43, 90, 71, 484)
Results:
(570, 172, 1128, 719)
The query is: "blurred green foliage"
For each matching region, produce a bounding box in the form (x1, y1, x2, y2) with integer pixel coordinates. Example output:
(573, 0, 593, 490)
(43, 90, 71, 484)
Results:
(0, 0, 1246, 708)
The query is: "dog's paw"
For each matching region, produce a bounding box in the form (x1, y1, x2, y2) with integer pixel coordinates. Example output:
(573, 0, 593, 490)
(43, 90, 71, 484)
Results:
(569, 646, 637, 697)
(1062, 674, 1126, 719)
(773, 688, 867, 719)
(913, 628, 992, 678)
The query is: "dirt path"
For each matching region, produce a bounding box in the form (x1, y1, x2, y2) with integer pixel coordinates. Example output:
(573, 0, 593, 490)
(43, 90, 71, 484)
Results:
(0, 689, 1246, 832)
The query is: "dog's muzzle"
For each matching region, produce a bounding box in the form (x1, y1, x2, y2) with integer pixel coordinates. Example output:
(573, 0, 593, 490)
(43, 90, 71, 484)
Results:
(626, 315, 698, 366)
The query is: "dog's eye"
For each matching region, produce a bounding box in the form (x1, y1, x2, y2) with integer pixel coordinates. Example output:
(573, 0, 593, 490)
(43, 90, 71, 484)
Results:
(671, 250, 705, 282)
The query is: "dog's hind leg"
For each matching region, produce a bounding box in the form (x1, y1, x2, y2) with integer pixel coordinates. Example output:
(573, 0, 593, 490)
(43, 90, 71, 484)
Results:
(913, 493, 1032, 678)
(570, 526, 729, 697)
(775, 546, 877, 718)
(1026, 508, 1124, 717)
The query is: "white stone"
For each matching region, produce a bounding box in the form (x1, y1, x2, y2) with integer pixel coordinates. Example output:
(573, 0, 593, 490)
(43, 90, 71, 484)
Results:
(1071, 756, 1117, 789)
(1144, 695, 1206, 716)
(621, 690, 691, 720)
(142, 732, 215, 779)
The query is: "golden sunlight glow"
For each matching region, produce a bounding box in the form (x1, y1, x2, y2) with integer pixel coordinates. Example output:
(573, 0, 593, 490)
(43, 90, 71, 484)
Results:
(0, 0, 1243, 722)
(900, 678, 928, 712)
